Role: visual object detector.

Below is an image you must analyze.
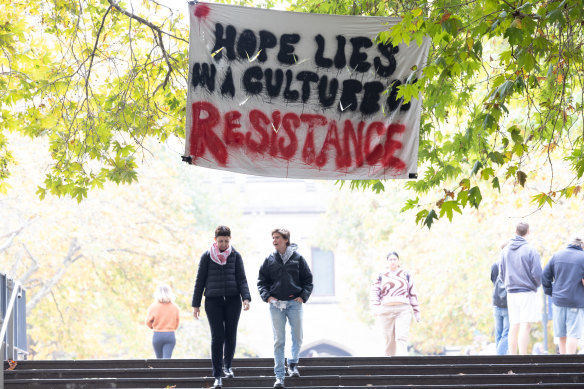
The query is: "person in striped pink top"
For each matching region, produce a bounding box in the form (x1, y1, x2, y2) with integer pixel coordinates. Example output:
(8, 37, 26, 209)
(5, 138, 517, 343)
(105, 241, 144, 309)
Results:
(370, 251, 421, 356)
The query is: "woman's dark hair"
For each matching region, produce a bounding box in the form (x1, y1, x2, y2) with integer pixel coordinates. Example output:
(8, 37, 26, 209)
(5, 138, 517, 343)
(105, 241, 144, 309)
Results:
(272, 228, 290, 246)
(386, 251, 399, 259)
(215, 225, 231, 238)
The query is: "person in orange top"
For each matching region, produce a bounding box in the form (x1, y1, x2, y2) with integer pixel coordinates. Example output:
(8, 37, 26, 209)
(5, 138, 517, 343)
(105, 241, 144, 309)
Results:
(146, 284, 180, 358)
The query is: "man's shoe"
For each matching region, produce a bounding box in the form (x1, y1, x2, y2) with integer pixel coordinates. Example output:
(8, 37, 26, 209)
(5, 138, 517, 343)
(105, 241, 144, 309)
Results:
(213, 377, 222, 388)
(273, 377, 285, 388)
(223, 367, 235, 378)
(288, 363, 300, 377)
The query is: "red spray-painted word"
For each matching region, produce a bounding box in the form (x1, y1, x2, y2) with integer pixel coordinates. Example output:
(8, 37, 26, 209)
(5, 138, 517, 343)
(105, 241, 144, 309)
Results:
(189, 101, 406, 172)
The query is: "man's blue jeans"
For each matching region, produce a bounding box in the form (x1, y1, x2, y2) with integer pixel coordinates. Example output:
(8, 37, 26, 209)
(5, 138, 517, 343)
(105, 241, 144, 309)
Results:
(269, 300, 303, 379)
(493, 306, 509, 355)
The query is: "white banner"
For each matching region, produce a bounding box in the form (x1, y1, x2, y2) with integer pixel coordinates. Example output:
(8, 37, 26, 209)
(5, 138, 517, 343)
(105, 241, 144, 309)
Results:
(185, 2, 430, 179)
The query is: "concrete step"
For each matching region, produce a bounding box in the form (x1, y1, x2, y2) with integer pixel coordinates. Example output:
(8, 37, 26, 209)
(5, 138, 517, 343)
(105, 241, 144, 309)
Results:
(6, 355, 584, 388)
(6, 363, 584, 380)
(5, 373, 584, 388)
(6, 354, 584, 370)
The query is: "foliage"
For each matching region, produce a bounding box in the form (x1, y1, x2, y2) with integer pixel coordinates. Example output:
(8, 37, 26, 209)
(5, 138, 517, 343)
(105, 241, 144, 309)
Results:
(1, 0, 190, 203)
(290, 0, 584, 227)
(3, 0, 583, 227)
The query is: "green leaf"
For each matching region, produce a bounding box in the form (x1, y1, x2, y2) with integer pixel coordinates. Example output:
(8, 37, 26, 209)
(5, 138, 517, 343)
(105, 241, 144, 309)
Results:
(517, 170, 527, 186)
(532, 192, 553, 208)
(371, 181, 386, 193)
(492, 177, 501, 191)
(423, 209, 439, 228)
(488, 151, 506, 165)
(471, 161, 483, 176)
(415, 209, 429, 225)
(480, 167, 495, 180)
(469, 186, 482, 208)
(457, 189, 469, 207)
(513, 143, 525, 157)
(439, 200, 462, 222)
(509, 127, 523, 143)
(504, 27, 523, 46)
(400, 197, 420, 212)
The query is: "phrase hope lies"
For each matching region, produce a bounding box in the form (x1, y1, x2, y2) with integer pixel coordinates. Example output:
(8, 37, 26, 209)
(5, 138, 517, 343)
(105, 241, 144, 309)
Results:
(190, 23, 414, 116)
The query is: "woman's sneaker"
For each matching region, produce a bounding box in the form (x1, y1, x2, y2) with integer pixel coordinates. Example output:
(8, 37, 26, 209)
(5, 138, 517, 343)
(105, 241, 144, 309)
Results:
(223, 368, 235, 378)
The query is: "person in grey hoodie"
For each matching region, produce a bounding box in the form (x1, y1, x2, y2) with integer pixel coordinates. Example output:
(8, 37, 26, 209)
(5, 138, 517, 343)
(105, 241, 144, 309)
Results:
(542, 236, 584, 354)
(499, 221, 542, 354)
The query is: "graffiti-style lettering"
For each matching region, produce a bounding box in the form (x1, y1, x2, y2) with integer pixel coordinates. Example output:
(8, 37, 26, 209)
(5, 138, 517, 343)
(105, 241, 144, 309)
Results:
(265, 68, 284, 97)
(318, 76, 338, 108)
(192, 63, 216, 92)
(315, 34, 333, 68)
(242, 66, 263, 95)
(361, 82, 385, 115)
(220, 67, 235, 97)
(374, 43, 399, 78)
(283, 70, 299, 101)
(297, 71, 319, 103)
(191, 62, 412, 115)
(190, 102, 228, 165)
(349, 37, 373, 73)
(189, 101, 407, 173)
(247, 109, 271, 153)
(237, 29, 257, 60)
(212, 24, 237, 61)
(278, 34, 301, 65)
(339, 79, 362, 113)
(258, 30, 278, 62)
(334, 35, 347, 69)
(316, 120, 343, 168)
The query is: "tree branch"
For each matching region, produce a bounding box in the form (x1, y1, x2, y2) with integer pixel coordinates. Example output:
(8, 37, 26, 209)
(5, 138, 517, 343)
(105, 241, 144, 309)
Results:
(85, 5, 113, 103)
(107, 0, 188, 43)
(26, 238, 83, 315)
(19, 244, 40, 285)
(0, 218, 35, 254)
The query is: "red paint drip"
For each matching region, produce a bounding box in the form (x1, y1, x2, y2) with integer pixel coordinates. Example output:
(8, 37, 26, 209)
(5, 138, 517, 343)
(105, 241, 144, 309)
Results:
(194, 4, 210, 19)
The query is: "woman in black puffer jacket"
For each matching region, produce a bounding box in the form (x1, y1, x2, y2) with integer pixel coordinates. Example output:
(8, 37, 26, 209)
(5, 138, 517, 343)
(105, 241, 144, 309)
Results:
(192, 225, 251, 389)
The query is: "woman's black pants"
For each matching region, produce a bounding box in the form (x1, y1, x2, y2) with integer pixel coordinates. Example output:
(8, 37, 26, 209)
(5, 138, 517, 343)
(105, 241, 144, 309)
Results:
(204, 295, 242, 378)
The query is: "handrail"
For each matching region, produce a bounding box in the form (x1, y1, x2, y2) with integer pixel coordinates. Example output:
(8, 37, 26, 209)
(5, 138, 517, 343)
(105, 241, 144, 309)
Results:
(0, 280, 21, 344)
(1, 280, 22, 389)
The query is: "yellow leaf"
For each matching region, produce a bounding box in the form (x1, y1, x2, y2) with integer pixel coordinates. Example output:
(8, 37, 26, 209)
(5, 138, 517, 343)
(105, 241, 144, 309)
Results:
(510, 18, 522, 29)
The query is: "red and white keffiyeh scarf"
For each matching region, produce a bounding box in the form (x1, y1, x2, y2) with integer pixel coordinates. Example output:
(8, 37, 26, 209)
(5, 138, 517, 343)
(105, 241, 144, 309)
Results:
(210, 243, 232, 265)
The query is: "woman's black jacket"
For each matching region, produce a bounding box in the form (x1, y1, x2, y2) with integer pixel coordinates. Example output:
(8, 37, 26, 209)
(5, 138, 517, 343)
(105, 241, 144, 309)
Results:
(191, 248, 251, 307)
(257, 250, 313, 303)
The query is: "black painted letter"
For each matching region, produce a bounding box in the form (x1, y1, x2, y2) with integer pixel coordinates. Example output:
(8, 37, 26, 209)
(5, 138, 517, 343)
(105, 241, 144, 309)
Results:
(349, 37, 372, 72)
(315, 34, 333, 68)
(278, 34, 301, 65)
(242, 66, 263, 95)
(212, 23, 236, 61)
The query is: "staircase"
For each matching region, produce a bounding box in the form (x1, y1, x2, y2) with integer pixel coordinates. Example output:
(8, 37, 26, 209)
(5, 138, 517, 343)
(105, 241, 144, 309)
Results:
(5, 354, 584, 388)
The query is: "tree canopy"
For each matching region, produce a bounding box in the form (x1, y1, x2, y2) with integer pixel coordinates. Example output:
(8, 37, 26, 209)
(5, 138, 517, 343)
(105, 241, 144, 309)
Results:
(293, 0, 584, 227)
(1, 0, 583, 226)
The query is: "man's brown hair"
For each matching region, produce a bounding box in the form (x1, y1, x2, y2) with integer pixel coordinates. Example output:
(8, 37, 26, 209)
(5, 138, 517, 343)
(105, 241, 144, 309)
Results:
(272, 228, 290, 246)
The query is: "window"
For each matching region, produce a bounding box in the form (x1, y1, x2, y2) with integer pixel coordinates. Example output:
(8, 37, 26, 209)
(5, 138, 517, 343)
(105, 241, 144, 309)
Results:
(311, 248, 335, 296)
